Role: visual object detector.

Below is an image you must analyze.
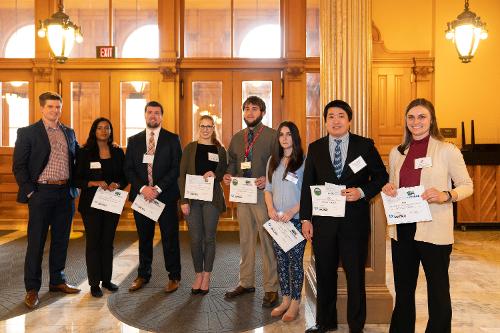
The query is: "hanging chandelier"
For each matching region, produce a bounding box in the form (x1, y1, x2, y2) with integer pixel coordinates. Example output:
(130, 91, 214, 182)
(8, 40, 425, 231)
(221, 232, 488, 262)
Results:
(37, 0, 83, 63)
(445, 0, 488, 63)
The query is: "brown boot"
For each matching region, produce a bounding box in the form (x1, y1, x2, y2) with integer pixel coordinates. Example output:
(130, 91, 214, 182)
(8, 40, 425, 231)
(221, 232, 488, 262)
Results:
(129, 277, 148, 292)
(24, 290, 39, 309)
(164, 280, 179, 293)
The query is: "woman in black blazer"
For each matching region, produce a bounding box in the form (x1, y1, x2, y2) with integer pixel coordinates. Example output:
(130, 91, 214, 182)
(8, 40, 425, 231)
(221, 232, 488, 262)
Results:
(75, 117, 128, 297)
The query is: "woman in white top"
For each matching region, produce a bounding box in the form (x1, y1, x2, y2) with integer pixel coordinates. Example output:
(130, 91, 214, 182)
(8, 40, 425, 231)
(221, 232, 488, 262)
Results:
(382, 98, 473, 333)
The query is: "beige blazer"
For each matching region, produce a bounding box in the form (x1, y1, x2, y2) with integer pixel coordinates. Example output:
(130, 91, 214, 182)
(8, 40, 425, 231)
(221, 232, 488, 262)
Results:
(387, 136, 473, 245)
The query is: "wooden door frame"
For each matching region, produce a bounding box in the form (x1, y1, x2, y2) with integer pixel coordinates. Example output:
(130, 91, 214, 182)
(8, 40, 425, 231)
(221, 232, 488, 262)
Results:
(180, 70, 233, 147)
(59, 71, 110, 143)
(109, 71, 160, 146)
(232, 70, 282, 133)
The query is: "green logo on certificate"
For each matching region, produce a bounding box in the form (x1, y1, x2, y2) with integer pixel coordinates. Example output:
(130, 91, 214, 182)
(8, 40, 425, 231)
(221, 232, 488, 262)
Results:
(314, 187, 321, 196)
(232, 179, 238, 186)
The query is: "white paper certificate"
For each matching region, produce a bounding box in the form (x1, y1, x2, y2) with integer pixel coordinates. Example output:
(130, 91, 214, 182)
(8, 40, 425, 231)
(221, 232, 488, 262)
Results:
(131, 194, 166, 222)
(310, 184, 346, 217)
(263, 219, 305, 252)
(229, 177, 257, 204)
(184, 174, 214, 202)
(90, 188, 128, 215)
(381, 185, 433, 225)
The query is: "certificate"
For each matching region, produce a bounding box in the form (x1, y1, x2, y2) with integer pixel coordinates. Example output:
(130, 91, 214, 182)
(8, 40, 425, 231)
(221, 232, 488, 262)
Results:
(131, 194, 166, 222)
(263, 219, 305, 252)
(229, 177, 257, 204)
(90, 188, 128, 215)
(381, 185, 433, 225)
(184, 174, 214, 202)
(310, 184, 346, 217)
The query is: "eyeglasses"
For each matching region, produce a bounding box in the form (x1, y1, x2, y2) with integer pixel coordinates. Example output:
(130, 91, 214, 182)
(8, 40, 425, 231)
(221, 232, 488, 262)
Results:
(199, 125, 214, 130)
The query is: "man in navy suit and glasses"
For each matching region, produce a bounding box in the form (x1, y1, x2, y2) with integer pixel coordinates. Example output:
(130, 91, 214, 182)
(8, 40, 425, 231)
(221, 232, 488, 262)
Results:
(124, 101, 182, 293)
(301, 100, 388, 333)
(13, 91, 81, 310)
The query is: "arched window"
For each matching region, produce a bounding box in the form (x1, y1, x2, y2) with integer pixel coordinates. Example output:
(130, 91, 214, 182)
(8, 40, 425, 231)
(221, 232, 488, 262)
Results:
(238, 24, 281, 58)
(121, 25, 159, 58)
(4, 25, 35, 58)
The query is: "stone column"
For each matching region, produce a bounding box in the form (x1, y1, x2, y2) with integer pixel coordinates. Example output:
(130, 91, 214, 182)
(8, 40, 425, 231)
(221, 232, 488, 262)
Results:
(320, 0, 371, 135)
(304, 0, 393, 324)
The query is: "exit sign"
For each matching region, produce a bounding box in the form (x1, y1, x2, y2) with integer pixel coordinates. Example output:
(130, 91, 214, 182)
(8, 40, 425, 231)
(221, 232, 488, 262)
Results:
(96, 46, 116, 58)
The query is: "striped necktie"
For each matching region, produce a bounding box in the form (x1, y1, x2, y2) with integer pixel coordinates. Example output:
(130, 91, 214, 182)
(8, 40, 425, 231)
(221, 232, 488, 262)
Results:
(243, 129, 254, 177)
(147, 131, 155, 186)
(333, 139, 342, 178)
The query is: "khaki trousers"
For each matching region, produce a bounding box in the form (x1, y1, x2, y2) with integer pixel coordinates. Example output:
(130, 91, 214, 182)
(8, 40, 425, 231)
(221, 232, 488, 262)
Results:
(236, 191, 279, 292)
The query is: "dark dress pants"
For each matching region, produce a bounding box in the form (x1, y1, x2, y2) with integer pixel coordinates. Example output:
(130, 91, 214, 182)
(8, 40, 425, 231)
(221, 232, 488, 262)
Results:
(25, 184, 74, 291)
(390, 223, 452, 333)
(312, 219, 368, 333)
(134, 202, 181, 281)
(81, 209, 120, 286)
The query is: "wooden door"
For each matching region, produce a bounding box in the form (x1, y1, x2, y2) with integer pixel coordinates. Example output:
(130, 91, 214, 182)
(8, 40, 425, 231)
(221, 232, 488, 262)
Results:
(60, 71, 110, 144)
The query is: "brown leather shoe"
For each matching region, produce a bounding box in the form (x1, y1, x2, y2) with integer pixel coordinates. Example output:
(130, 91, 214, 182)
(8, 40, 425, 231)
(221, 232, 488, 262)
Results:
(164, 280, 179, 293)
(129, 277, 148, 292)
(24, 290, 39, 309)
(224, 285, 256, 298)
(262, 291, 279, 308)
(49, 283, 81, 294)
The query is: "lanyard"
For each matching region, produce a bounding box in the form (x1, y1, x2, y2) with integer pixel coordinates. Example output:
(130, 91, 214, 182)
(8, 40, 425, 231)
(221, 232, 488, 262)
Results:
(244, 126, 264, 161)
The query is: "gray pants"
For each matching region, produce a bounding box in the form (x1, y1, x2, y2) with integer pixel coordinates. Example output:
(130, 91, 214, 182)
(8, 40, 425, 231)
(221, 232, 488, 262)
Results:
(185, 200, 220, 272)
(237, 191, 279, 292)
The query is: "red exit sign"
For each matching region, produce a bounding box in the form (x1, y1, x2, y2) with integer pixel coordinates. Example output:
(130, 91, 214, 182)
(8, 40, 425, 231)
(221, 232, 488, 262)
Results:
(96, 46, 116, 58)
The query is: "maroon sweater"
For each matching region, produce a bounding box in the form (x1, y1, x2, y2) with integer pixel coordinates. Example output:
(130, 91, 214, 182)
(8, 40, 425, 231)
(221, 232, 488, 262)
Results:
(399, 135, 430, 187)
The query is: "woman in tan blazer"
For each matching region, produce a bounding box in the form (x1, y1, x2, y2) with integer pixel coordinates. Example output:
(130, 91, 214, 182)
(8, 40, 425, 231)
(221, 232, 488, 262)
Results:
(382, 98, 473, 333)
(178, 115, 227, 294)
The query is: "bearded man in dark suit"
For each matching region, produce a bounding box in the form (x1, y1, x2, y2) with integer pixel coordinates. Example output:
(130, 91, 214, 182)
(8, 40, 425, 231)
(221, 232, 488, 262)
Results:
(13, 91, 81, 310)
(124, 101, 182, 293)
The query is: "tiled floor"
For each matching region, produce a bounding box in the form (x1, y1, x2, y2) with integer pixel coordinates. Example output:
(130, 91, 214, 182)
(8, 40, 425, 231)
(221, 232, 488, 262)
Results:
(0, 228, 499, 333)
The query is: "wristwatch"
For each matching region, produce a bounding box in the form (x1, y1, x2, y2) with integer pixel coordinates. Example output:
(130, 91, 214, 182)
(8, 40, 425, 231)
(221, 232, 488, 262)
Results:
(444, 191, 452, 203)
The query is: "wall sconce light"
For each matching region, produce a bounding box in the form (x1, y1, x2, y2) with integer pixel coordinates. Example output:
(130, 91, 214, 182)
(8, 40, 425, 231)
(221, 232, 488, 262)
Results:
(445, 0, 488, 63)
(37, 0, 83, 63)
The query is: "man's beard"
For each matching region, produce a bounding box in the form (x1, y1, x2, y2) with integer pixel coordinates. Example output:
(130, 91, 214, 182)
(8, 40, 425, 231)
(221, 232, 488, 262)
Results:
(244, 114, 264, 128)
(146, 121, 160, 129)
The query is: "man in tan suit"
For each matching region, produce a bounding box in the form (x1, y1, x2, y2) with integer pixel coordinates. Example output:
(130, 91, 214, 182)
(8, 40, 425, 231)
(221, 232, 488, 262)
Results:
(223, 96, 279, 308)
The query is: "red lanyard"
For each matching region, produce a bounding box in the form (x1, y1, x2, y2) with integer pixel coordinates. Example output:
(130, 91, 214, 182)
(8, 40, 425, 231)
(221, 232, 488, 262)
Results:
(244, 126, 264, 161)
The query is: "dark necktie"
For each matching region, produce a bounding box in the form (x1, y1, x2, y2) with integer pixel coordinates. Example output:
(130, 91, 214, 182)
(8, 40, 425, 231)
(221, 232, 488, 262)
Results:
(333, 139, 342, 178)
(244, 129, 254, 177)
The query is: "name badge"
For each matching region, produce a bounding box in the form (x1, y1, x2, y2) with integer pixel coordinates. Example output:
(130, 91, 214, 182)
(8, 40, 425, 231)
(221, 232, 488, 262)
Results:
(143, 154, 154, 164)
(208, 152, 219, 162)
(415, 157, 432, 169)
(90, 162, 101, 169)
(285, 172, 299, 184)
(241, 161, 251, 170)
(349, 156, 367, 174)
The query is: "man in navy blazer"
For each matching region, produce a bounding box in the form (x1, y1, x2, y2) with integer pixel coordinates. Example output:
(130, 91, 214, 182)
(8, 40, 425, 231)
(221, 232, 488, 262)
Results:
(300, 100, 388, 333)
(13, 92, 81, 310)
(124, 101, 182, 293)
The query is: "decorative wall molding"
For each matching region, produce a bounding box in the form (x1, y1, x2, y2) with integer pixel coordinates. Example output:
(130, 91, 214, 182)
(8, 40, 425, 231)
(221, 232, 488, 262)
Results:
(32, 66, 53, 82)
(159, 59, 179, 81)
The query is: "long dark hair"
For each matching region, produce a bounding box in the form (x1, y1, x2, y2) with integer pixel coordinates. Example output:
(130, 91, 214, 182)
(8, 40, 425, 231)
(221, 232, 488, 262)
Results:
(199, 115, 222, 147)
(83, 117, 114, 158)
(268, 121, 304, 182)
(397, 98, 444, 155)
